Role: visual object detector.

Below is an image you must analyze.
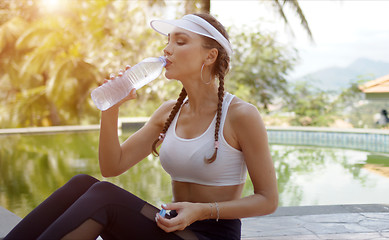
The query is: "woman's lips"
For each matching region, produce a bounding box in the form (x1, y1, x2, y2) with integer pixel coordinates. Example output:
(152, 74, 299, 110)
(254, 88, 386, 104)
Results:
(165, 59, 172, 68)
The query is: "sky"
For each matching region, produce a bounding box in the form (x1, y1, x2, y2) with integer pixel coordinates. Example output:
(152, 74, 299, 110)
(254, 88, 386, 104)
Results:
(212, 0, 389, 79)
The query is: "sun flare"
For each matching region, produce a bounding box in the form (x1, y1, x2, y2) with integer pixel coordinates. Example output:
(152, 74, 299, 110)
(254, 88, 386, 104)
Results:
(40, 0, 62, 11)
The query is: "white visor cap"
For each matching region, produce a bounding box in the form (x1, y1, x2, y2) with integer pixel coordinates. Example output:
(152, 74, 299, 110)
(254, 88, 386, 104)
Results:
(150, 14, 233, 57)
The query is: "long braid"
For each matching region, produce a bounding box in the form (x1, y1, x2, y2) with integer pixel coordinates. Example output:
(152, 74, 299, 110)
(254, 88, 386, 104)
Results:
(191, 13, 230, 164)
(153, 13, 230, 163)
(152, 88, 187, 156)
(205, 77, 225, 163)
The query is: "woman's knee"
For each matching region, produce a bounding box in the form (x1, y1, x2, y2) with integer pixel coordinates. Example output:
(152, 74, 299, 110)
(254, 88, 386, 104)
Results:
(86, 181, 144, 206)
(80, 181, 123, 204)
(88, 181, 118, 194)
(66, 174, 99, 189)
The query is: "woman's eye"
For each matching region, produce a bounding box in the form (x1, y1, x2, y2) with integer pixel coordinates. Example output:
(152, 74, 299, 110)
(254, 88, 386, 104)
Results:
(177, 41, 185, 45)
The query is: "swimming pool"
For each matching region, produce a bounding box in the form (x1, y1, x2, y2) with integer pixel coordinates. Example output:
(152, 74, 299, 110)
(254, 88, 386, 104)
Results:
(0, 131, 388, 217)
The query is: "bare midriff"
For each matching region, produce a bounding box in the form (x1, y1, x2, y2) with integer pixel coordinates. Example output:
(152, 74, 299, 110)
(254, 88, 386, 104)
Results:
(171, 180, 244, 203)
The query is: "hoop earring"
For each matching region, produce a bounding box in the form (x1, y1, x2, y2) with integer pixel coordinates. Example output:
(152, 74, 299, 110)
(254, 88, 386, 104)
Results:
(200, 63, 212, 85)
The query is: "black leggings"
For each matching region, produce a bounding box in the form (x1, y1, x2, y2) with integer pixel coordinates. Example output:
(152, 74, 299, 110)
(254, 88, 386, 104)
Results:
(4, 174, 241, 240)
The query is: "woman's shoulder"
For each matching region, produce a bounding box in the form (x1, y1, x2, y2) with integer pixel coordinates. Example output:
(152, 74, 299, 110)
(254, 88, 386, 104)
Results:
(228, 95, 261, 120)
(158, 99, 178, 112)
(148, 100, 177, 126)
(227, 95, 267, 139)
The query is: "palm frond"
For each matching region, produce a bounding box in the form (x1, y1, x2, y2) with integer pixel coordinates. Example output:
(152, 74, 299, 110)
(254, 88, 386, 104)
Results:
(284, 0, 313, 41)
(274, 0, 290, 29)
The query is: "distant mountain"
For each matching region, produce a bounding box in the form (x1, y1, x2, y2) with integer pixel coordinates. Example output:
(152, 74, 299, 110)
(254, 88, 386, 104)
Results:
(294, 58, 389, 92)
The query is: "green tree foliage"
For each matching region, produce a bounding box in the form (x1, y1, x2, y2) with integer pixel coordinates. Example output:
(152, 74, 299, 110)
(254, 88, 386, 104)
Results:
(281, 76, 389, 128)
(0, 0, 302, 128)
(334, 76, 389, 128)
(284, 81, 335, 126)
(227, 25, 298, 110)
(0, 0, 163, 127)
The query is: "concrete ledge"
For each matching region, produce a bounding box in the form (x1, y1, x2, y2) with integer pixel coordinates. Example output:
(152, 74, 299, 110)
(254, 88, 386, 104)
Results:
(0, 206, 21, 239)
(118, 117, 149, 132)
(2, 123, 388, 136)
(0, 117, 150, 135)
(0, 125, 100, 135)
(242, 204, 389, 239)
(268, 204, 389, 217)
(2, 204, 389, 239)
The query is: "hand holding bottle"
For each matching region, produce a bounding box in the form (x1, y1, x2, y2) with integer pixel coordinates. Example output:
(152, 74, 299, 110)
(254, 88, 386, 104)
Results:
(101, 65, 137, 110)
(91, 56, 166, 111)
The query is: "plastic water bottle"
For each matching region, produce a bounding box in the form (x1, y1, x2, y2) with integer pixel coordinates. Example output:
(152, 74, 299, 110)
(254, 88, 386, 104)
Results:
(91, 56, 166, 111)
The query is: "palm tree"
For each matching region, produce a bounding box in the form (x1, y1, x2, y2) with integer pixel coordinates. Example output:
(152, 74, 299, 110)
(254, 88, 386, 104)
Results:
(272, 0, 313, 41)
(185, 0, 313, 40)
(0, 4, 101, 127)
(0, 0, 308, 127)
(0, 0, 162, 127)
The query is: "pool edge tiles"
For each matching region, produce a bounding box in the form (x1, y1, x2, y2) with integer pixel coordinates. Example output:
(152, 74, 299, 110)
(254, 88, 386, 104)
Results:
(267, 127, 389, 153)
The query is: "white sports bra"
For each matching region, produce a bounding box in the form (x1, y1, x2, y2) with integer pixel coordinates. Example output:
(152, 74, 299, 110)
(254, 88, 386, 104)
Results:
(159, 92, 247, 186)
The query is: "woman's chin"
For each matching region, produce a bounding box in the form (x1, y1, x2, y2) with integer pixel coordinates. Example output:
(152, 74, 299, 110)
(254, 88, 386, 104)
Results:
(164, 72, 176, 80)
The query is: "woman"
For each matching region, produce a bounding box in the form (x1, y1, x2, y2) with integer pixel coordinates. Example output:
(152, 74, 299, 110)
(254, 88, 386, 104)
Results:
(5, 13, 278, 240)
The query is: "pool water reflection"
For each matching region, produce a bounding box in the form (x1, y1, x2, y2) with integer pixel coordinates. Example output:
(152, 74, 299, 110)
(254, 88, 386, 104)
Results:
(0, 131, 388, 217)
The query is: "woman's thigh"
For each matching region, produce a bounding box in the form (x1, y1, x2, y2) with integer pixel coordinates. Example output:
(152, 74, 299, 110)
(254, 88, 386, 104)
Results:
(39, 181, 190, 240)
(89, 181, 194, 240)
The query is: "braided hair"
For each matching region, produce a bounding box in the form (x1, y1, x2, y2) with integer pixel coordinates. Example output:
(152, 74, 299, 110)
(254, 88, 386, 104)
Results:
(151, 88, 187, 156)
(152, 13, 231, 164)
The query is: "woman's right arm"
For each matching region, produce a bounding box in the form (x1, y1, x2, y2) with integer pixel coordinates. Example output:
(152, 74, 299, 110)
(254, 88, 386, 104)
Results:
(98, 102, 124, 177)
(98, 90, 174, 177)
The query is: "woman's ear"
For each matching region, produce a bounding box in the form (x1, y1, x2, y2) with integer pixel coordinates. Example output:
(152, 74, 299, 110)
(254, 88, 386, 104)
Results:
(205, 48, 218, 65)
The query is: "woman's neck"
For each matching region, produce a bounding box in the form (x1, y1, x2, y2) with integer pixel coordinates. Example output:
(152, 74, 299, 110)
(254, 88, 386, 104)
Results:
(182, 80, 219, 115)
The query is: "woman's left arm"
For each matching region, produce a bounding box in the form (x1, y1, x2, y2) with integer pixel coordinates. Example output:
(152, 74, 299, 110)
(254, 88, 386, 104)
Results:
(156, 102, 278, 232)
(210, 101, 279, 219)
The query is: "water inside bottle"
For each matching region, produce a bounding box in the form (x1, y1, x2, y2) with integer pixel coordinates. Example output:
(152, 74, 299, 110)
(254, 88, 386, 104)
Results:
(91, 56, 166, 111)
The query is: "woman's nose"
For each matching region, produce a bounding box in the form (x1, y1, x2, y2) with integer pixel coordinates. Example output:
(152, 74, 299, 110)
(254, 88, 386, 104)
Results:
(163, 44, 172, 56)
